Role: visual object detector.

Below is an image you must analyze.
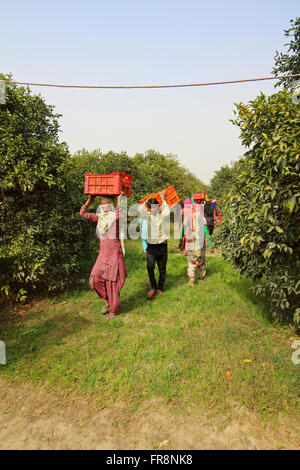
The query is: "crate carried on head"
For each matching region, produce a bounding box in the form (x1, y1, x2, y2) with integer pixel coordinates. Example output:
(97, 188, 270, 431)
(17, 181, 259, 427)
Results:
(192, 192, 206, 202)
(139, 192, 162, 206)
(139, 186, 180, 208)
(84, 172, 132, 196)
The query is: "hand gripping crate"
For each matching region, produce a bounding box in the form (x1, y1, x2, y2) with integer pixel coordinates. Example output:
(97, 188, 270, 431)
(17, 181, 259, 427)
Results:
(84, 172, 132, 196)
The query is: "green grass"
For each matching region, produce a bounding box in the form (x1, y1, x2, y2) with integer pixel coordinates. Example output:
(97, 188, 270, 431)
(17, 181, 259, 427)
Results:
(0, 237, 299, 421)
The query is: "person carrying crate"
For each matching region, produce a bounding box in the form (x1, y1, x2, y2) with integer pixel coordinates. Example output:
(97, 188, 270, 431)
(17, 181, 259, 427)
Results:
(139, 190, 170, 299)
(179, 198, 213, 286)
(204, 199, 215, 236)
(79, 192, 127, 319)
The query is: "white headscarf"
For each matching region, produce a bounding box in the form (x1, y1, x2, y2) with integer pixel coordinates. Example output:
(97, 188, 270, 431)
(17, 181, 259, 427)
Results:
(96, 199, 116, 236)
(95, 197, 126, 255)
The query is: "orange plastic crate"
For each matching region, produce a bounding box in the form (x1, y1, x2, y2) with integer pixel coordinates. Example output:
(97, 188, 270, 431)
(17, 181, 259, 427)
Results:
(193, 192, 206, 201)
(139, 186, 179, 208)
(165, 186, 179, 208)
(84, 172, 132, 196)
(139, 193, 162, 205)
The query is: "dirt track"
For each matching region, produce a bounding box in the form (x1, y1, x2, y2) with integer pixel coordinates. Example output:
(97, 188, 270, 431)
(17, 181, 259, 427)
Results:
(0, 379, 299, 450)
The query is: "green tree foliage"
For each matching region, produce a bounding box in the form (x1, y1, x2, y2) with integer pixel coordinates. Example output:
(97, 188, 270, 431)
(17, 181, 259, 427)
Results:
(132, 150, 210, 203)
(216, 90, 300, 328)
(273, 17, 300, 89)
(70, 148, 209, 205)
(209, 163, 237, 201)
(0, 74, 91, 302)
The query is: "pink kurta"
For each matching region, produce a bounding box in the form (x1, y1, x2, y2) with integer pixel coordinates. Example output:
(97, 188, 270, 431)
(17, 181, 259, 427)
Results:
(79, 203, 127, 313)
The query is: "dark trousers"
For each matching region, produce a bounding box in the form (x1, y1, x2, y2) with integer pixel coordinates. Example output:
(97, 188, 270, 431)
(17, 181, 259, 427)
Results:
(207, 225, 214, 235)
(147, 242, 168, 291)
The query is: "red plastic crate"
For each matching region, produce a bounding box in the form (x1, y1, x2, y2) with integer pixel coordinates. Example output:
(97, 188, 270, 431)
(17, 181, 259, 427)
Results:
(84, 172, 132, 196)
(111, 172, 132, 197)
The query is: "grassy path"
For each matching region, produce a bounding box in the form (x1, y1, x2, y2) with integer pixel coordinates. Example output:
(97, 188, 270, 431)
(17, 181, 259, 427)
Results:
(0, 238, 299, 449)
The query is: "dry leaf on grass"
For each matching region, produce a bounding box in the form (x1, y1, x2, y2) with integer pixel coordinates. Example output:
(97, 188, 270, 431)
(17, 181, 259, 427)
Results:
(159, 440, 169, 448)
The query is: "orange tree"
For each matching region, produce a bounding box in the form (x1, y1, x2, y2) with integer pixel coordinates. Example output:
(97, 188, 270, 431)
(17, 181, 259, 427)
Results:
(70, 148, 209, 206)
(0, 74, 93, 303)
(216, 90, 300, 328)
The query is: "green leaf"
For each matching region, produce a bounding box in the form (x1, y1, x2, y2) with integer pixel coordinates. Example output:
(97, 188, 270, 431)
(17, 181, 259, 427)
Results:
(263, 249, 272, 259)
(286, 196, 296, 213)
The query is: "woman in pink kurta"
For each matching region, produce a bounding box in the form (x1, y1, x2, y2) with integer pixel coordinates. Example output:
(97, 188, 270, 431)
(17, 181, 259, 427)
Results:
(79, 193, 127, 319)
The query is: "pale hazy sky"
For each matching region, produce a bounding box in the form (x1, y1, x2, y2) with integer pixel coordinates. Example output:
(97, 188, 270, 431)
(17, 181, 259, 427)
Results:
(1, 0, 299, 184)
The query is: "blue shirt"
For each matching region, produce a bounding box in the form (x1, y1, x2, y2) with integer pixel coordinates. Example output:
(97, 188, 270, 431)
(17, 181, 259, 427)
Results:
(139, 217, 148, 240)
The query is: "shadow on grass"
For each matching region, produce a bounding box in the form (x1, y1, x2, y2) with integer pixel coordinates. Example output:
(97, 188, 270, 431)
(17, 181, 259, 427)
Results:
(204, 261, 226, 278)
(226, 276, 273, 323)
(206, 254, 274, 324)
(2, 311, 91, 368)
(119, 265, 187, 315)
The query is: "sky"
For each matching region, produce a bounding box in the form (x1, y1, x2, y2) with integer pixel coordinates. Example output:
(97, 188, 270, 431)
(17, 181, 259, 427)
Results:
(1, 0, 299, 184)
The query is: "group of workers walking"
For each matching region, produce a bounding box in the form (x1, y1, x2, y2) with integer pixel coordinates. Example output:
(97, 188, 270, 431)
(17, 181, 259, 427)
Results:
(79, 191, 218, 319)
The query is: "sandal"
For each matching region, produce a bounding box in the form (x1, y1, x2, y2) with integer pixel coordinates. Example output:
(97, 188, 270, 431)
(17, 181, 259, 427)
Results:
(147, 289, 156, 299)
(102, 304, 110, 315)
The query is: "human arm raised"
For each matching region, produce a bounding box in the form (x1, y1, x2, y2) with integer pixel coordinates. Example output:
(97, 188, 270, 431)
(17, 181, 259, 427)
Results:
(159, 190, 170, 218)
(79, 195, 98, 222)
